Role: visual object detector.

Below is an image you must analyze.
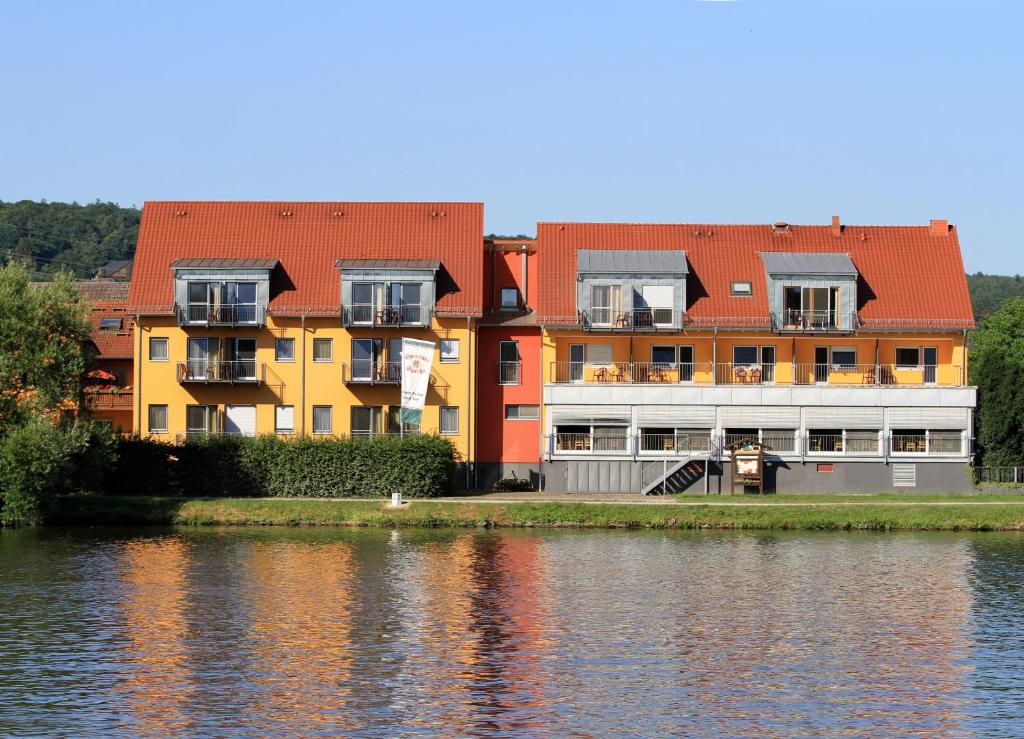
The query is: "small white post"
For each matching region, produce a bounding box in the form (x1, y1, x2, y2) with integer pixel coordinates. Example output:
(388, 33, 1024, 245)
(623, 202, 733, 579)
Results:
(391, 492, 402, 507)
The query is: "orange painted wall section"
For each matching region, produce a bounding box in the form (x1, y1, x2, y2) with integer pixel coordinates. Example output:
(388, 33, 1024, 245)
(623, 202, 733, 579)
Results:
(483, 245, 538, 311)
(477, 328, 541, 463)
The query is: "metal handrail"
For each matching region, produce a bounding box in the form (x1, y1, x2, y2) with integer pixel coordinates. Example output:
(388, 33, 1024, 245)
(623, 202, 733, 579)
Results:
(773, 310, 858, 332)
(177, 360, 262, 383)
(582, 309, 679, 330)
(342, 304, 429, 326)
(177, 304, 265, 326)
(499, 361, 521, 385)
(342, 360, 402, 384)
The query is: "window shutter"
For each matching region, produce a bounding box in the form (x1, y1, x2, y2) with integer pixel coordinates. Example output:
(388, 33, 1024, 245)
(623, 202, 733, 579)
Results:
(805, 407, 882, 429)
(889, 407, 967, 429)
(720, 406, 800, 428)
(586, 344, 613, 365)
(636, 406, 716, 427)
(641, 285, 674, 309)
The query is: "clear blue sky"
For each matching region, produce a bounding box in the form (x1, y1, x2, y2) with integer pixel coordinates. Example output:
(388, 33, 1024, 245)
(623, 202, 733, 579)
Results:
(1, 0, 1020, 273)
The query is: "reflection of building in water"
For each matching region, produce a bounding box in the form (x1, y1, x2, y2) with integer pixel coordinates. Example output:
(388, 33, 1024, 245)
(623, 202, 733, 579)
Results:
(398, 531, 553, 734)
(670, 535, 975, 734)
(240, 540, 356, 735)
(115, 537, 194, 737)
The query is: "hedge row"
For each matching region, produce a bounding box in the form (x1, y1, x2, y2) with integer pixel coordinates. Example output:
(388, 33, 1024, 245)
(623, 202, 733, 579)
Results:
(104, 434, 460, 499)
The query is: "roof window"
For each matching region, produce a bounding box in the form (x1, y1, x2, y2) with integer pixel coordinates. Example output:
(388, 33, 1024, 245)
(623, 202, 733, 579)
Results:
(98, 317, 122, 331)
(731, 281, 753, 296)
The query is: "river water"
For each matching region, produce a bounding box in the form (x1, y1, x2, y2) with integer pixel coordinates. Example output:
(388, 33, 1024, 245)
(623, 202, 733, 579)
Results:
(2, 527, 1024, 737)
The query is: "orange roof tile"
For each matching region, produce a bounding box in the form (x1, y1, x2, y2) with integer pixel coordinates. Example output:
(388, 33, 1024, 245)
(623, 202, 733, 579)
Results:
(535, 221, 974, 329)
(89, 301, 134, 359)
(127, 202, 485, 316)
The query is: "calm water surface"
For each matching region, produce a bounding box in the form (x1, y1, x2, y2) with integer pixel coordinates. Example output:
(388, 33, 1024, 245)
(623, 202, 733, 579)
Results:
(2, 527, 1024, 737)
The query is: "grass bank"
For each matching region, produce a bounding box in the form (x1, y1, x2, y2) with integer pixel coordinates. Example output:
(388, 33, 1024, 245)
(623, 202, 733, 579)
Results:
(46, 496, 1024, 531)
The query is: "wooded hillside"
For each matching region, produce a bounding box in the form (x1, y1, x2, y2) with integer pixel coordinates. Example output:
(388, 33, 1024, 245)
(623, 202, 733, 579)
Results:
(0, 200, 140, 280)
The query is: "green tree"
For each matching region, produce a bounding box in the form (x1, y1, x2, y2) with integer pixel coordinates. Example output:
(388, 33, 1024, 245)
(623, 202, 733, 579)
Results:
(0, 262, 94, 430)
(972, 298, 1024, 466)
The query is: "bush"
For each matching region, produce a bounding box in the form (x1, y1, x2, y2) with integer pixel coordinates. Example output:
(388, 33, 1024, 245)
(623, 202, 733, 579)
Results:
(0, 419, 110, 526)
(102, 435, 178, 497)
(98, 433, 459, 500)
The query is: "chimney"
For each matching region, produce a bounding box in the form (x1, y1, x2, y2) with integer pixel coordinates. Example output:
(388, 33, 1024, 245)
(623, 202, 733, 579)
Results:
(930, 219, 950, 236)
(831, 215, 841, 237)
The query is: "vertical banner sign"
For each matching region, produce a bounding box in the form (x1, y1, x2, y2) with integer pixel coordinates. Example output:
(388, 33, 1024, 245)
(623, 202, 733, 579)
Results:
(400, 338, 435, 425)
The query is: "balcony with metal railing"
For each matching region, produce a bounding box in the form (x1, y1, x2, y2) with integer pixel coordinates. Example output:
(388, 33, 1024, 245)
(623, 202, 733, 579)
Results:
(891, 432, 963, 456)
(547, 361, 963, 387)
(176, 360, 264, 384)
(772, 310, 858, 333)
(582, 308, 680, 331)
(342, 360, 402, 384)
(342, 304, 429, 327)
(177, 303, 265, 327)
(499, 361, 521, 385)
(545, 431, 966, 459)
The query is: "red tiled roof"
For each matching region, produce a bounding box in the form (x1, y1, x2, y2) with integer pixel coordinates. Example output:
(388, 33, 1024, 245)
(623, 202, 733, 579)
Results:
(89, 301, 134, 359)
(127, 202, 485, 315)
(535, 222, 974, 328)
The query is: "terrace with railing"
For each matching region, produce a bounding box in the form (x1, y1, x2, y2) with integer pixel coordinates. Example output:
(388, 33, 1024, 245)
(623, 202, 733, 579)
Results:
(84, 389, 134, 409)
(545, 431, 967, 458)
(177, 360, 264, 384)
(771, 310, 859, 333)
(547, 362, 964, 386)
(341, 360, 403, 384)
(342, 304, 428, 327)
(177, 304, 265, 327)
(582, 308, 680, 331)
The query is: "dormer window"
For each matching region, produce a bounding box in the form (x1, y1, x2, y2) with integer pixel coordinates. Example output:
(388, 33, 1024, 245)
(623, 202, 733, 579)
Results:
(731, 281, 752, 296)
(338, 259, 439, 327)
(171, 258, 277, 327)
(577, 249, 687, 331)
(760, 252, 858, 333)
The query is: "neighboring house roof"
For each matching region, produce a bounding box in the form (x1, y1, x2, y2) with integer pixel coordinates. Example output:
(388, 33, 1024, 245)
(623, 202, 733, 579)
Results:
(578, 249, 688, 274)
(171, 258, 280, 269)
(75, 280, 131, 303)
(128, 202, 485, 315)
(89, 302, 134, 359)
(335, 259, 442, 270)
(536, 221, 974, 328)
(759, 251, 858, 277)
(28, 281, 134, 360)
(98, 259, 133, 279)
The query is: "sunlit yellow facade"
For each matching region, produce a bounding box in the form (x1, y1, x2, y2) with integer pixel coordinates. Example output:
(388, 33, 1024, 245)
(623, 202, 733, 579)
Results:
(133, 314, 475, 460)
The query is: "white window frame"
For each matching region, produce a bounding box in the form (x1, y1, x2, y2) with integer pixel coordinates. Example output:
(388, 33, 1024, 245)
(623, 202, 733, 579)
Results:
(312, 338, 333, 363)
(275, 405, 295, 434)
(148, 404, 168, 434)
(312, 405, 333, 435)
(275, 337, 295, 362)
(895, 346, 921, 369)
(505, 404, 540, 421)
(730, 281, 752, 296)
(440, 406, 459, 435)
(440, 339, 460, 363)
(149, 337, 169, 362)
